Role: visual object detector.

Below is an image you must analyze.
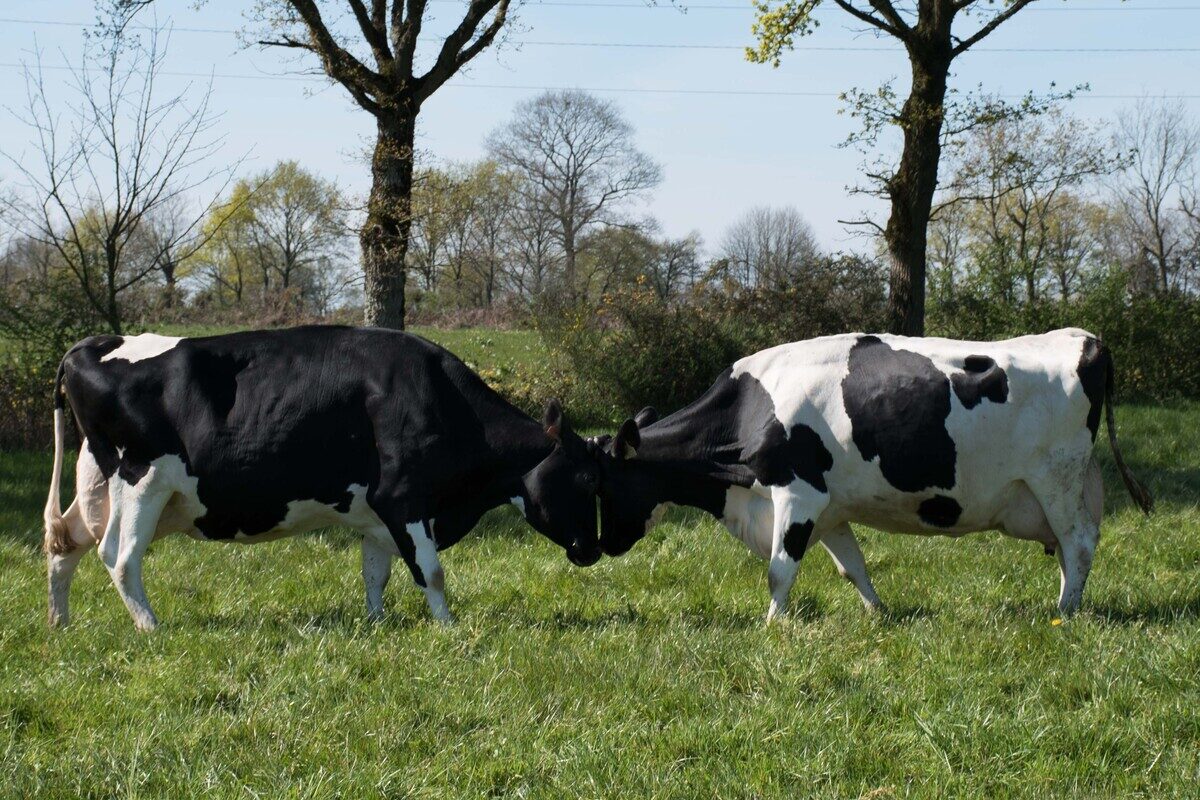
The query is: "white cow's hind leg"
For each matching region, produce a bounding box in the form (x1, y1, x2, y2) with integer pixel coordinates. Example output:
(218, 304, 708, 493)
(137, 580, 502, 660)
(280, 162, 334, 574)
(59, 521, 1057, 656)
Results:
(405, 522, 452, 625)
(361, 535, 394, 621)
(819, 524, 884, 613)
(765, 484, 827, 624)
(98, 474, 171, 632)
(1032, 462, 1100, 617)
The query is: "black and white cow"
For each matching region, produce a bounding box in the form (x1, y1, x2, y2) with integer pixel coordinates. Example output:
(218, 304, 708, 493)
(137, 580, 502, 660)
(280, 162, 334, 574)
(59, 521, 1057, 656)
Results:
(44, 326, 602, 630)
(594, 329, 1152, 620)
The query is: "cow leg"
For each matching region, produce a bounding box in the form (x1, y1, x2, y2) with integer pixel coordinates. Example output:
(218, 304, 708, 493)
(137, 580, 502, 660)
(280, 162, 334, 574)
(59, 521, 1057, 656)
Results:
(47, 504, 96, 628)
(360, 534, 394, 621)
(98, 476, 171, 632)
(1032, 466, 1100, 617)
(765, 484, 827, 623)
(48, 443, 109, 628)
(381, 516, 452, 625)
(405, 522, 452, 624)
(819, 524, 884, 613)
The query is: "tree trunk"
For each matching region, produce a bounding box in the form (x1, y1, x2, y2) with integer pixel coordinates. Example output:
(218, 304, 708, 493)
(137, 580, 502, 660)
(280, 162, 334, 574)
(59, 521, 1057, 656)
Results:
(884, 53, 950, 337)
(363, 114, 416, 329)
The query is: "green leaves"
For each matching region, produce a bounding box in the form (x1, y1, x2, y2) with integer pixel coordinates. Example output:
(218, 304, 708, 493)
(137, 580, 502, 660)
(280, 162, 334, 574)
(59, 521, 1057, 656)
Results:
(746, 0, 824, 68)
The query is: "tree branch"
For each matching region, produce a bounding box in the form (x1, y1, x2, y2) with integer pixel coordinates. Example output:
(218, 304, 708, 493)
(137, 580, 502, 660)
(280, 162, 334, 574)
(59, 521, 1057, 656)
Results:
(348, 0, 393, 66)
(953, 0, 1039, 57)
(415, 0, 509, 105)
(831, 0, 907, 40)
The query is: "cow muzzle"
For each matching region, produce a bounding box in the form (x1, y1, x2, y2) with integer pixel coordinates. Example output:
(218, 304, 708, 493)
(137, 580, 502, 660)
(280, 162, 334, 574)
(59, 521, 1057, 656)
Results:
(567, 544, 602, 567)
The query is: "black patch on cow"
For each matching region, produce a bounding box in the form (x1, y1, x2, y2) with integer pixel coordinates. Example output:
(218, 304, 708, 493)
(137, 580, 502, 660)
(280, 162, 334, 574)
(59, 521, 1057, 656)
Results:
(783, 520, 814, 561)
(917, 495, 962, 528)
(1076, 337, 1107, 442)
(717, 371, 834, 492)
(332, 491, 354, 514)
(841, 336, 957, 492)
(951, 355, 1009, 409)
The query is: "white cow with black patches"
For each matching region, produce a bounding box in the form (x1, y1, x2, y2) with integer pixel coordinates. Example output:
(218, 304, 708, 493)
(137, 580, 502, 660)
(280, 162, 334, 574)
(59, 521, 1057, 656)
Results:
(594, 329, 1152, 620)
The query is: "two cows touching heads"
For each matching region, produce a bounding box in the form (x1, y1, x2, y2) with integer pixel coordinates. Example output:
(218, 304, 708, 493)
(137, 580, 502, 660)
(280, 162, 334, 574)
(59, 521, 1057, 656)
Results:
(46, 328, 1151, 630)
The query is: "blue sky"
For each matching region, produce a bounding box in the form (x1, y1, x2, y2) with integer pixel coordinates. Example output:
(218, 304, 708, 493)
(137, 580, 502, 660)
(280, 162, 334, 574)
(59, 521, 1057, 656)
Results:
(1, 0, 1197, 252)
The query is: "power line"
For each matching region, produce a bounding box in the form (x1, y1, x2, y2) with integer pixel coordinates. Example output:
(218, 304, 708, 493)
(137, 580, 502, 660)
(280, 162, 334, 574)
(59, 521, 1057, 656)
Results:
(1, 18, 1198, 53)
(434, 1, 1197, 9)
(2, 61, 1197, 100)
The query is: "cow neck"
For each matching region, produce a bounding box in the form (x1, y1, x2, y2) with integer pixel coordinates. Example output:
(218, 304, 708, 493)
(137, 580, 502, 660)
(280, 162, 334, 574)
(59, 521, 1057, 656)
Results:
(628, 418, 743, 520)
(635, 405, 756, 490)
(479, 409, 556, 493)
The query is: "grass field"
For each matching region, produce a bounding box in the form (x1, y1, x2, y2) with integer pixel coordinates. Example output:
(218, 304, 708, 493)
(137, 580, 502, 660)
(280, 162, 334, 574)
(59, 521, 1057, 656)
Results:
(1, 331, 1198, 798)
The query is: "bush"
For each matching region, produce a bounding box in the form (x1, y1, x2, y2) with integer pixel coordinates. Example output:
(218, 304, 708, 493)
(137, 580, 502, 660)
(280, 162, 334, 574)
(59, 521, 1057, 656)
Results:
(542, 256, 889, 423)
(928, 271, 1200, 402)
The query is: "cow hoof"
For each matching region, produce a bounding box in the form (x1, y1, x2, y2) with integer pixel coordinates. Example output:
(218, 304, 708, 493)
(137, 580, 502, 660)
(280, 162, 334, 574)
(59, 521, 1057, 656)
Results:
(864, 601, 886, 615)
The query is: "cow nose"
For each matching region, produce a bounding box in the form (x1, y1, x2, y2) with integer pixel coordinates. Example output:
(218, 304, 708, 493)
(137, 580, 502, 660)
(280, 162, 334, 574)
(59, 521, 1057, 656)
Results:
(568, 545, 602, 567)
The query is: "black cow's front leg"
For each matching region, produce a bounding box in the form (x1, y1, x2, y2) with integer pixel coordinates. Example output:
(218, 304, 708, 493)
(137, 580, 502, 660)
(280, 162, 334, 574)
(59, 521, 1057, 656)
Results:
(371, 504, 453, 624)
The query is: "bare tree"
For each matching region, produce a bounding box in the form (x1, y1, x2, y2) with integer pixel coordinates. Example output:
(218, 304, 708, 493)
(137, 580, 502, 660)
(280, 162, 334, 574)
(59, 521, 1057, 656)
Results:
(503, 183, 562, 303)
(1113, 98, 1200, 293)
(719, 206, 821, 288)
(487, 90, 662, 302)
(750, 0, 1057, 334)
(944, 108, 1114, 302)
(1, 21, 233, 334)
(465, 162, 515, 307)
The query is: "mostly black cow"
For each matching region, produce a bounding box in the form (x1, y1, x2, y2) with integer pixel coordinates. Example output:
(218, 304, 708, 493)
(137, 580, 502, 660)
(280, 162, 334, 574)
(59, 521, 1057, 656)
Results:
(593, 329, 1152, 620)
(44, 326, 602, 630)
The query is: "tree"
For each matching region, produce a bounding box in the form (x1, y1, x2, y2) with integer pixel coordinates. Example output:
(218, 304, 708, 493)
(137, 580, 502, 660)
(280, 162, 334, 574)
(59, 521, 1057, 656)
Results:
(1112, 99, 1200, 293)
(942, 108, 1114, 303)
(719, 206, 821, 288)
(1, 19, 232, 334)
(409, 167, 458, 294)
(749, 0, 1050, 335)
(194, 162, 353, 313)
(487, 90, 662, 301)
(244, 0, 514, 329)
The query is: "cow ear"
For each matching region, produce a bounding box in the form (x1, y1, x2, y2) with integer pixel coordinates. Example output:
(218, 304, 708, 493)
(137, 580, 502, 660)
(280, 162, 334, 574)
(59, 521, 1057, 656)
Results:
(614, 417, 640, 460)
(634, 406, 659, 427)
(543, 399, 565, 442)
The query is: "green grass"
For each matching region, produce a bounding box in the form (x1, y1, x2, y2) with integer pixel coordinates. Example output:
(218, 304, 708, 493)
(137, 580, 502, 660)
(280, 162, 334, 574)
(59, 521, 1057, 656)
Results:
(2, 390, 1199, 797)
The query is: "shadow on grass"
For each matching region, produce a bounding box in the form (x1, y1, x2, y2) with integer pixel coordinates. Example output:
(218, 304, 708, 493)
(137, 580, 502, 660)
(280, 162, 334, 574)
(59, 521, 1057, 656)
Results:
(1089, 595, 1200, 625)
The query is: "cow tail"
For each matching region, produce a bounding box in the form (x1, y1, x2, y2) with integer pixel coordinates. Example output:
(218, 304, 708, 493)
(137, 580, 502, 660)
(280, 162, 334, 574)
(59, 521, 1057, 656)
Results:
(1102, 345, 1154, 515)
(44, 360, 73, 555)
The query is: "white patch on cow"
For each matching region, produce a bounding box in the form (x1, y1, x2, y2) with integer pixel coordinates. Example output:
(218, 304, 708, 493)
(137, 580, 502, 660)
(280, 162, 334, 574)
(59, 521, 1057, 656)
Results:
(406, 521, 452, 624)
(720, 486, 774, 559)
(100, 333, 183, 364)
(97, 452, 196, 630)
(509, 496, 526, 518)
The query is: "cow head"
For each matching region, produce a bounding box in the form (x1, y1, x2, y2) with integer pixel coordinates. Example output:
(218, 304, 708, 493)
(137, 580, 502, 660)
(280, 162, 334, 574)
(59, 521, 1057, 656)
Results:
(519, 399, 603, 567)
(593, 407, 662, 557)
